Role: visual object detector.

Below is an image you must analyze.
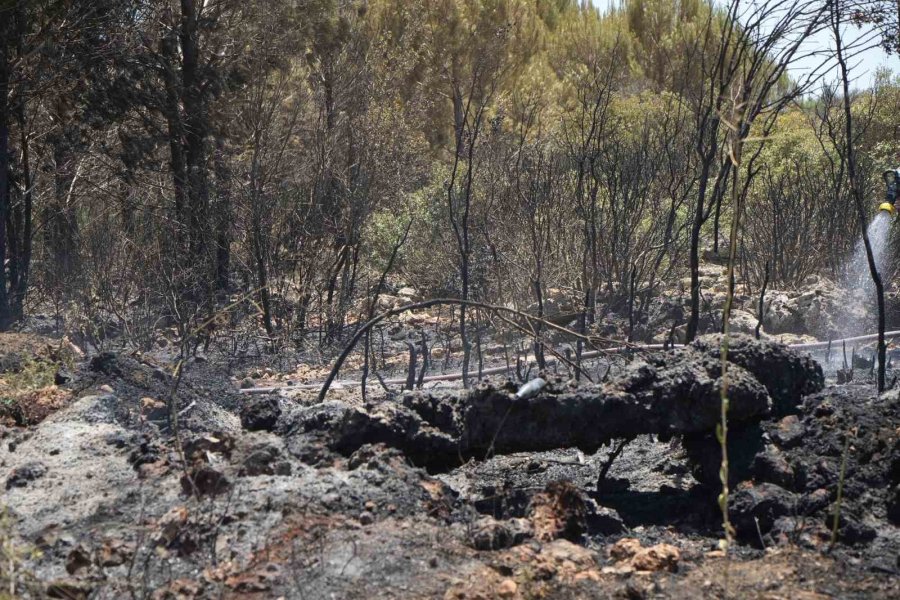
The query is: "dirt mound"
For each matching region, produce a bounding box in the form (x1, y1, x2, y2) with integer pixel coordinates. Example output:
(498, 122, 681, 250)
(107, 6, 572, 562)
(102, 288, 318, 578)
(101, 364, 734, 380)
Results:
(752, 385, 899, 557)
(684, 382, 900, 570)
(690, 333, 824, 415)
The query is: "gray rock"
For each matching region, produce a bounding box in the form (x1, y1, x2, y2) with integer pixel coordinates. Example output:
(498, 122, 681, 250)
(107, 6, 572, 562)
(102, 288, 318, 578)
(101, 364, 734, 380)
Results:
(241, 443, 292, 477)
(70, 394, 125, 425)
(241, 396, 281, 432)
(763, 277, 868, 339)
(751, 446, 795, 489)
(467, 516, 532, 551)
(730, 483, 797, 545)
(771, 415, 806, 448)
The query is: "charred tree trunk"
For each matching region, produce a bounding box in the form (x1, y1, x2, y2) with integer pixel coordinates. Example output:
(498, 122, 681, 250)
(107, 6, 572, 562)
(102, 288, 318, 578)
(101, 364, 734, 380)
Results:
(460, 259, 471, 387)
(12, 113, 30, 322)
(213, 137, 231, 291)
(452, 87, 465, 154)
(686, 162, 709, 343)
(249, 169, 273, 335)
(447, 79, 478, 388)
(0, 10, 11, 330)
(576, 195, 598, 380)
(627, 264, 637, 343)
(712, 192, 723, 255)
(687, 149, 730, 342)
(832, 4, 886, 391)
(7, 4, 30, 322)
(160, 20, 189, 242)
(324, 244, 348, 338)
(48, 115, 80, 279)
(180, 0, 210, 265)
(756, 261, 769, 340)
(254, 237, 274, 335)
(533, 280, 546, 369)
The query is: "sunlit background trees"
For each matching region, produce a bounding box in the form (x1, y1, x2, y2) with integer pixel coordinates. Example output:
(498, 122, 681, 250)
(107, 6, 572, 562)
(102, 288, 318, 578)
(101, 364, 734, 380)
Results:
(0, 0, 898, 358)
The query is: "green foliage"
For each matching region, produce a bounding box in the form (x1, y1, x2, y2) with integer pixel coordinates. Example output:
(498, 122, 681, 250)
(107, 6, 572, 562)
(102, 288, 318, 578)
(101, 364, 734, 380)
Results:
(0, 356, 57, 403)
(622, 0, 708, 89)
(3, 0, 899, 355)
(364, 204, 418, 273)
(362, 169, 462, 292)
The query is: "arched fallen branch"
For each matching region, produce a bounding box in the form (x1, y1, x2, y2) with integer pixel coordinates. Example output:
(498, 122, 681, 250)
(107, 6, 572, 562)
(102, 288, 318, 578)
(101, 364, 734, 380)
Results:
(315, 298, 647, 403)
(240, 328, 900, 398)
(242, 344, 676, 395)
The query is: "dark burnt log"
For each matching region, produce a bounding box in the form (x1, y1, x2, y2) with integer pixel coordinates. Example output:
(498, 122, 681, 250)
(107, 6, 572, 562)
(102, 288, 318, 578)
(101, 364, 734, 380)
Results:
(287, 335, 823, 472)
(294, 336, 821, 472)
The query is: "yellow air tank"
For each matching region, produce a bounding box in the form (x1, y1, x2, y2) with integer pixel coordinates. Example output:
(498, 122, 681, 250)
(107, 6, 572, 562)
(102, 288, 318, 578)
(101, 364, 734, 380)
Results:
(882, 169, 900, 215)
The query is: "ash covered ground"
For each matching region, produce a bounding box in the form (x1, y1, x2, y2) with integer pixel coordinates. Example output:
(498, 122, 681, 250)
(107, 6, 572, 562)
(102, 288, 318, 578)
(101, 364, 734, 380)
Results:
(1, 326, 899, 599)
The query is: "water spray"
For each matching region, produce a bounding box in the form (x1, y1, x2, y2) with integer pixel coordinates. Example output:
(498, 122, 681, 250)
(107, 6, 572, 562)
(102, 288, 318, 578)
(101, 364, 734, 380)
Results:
(877, 168, 900, 215)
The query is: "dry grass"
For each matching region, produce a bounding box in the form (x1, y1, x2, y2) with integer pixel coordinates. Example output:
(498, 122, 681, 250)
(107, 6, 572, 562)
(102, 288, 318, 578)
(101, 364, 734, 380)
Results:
(1, 334, 76, 425)
(0, 509, 42, 599)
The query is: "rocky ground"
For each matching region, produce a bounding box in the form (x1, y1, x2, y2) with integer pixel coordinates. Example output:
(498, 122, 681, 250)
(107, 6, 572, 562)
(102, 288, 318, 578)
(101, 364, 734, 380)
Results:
(1, 326, 898, 599)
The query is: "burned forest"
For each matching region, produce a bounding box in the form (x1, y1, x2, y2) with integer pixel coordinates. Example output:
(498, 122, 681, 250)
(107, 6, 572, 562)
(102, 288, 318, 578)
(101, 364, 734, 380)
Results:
(2, 0, 900, 598)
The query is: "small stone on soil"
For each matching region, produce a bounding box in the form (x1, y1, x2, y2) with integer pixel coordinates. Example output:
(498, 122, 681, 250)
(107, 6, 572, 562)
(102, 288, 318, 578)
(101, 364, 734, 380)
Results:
(180, 464, 231, 497)
(65, 544, 92, 575)
(468, 516, 532, 551)
(46, 579, 93, 599)
(241, 444, 291, 477)
(54, 367, 73, 385)
(730, 483, 797, 544)
(6, 461, 47, 489)
(497, 579, 518, 598)
(240, 395, 281, 431)
(772, 415, 806, 448)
